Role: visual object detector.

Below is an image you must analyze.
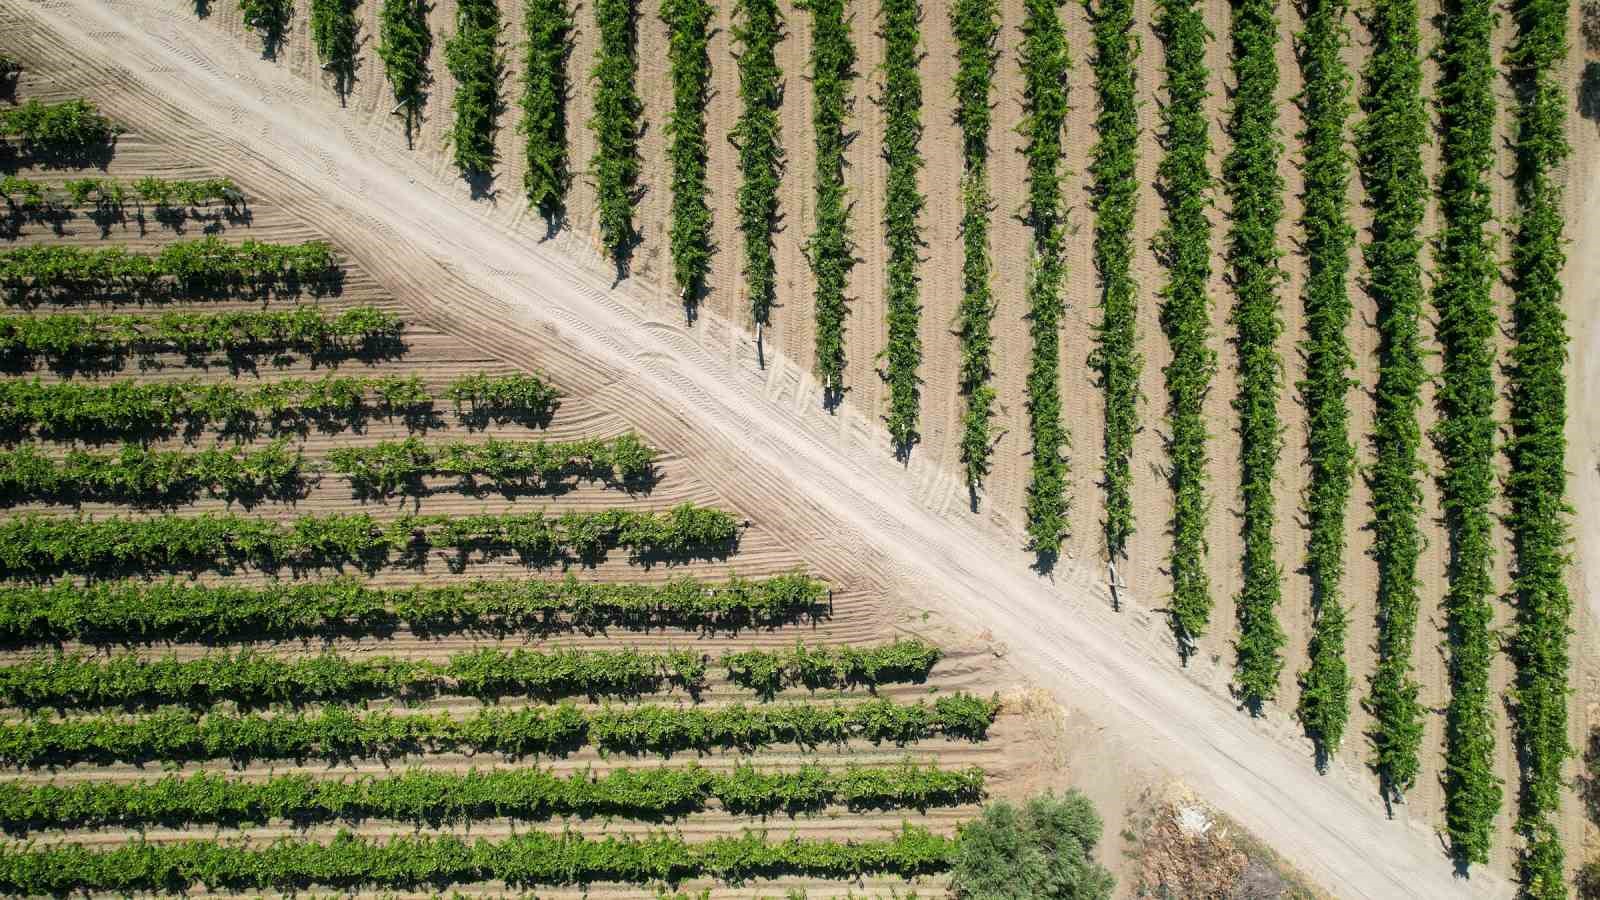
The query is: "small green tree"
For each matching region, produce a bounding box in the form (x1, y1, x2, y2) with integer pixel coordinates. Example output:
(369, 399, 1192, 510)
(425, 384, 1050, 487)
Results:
(950, 791, 1115, 899)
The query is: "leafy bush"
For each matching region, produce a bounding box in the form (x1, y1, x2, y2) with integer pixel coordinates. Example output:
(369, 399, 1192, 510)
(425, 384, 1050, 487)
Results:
(0, 826, 954, 892)
(327, 433, 657, 495)
(0, 440, 303, 505)
(378, 0, 432, 142)
(310, 0, 361, 97)
(732, 0, 785, 328)
(0, 504, 739, 575)
(520, 0, 575, 221)
(0, 761, 981, 831)
(4, 176, 241, 214)
(1431, 0, 1501, 867)
(949, 791, 1115, 899)
(802, 0, 855, 401)
(1020, 0, 1070, 556)
(0, 99, 117, 156)
(1084, 0, 1140, 558)
(722, 638, 941, 697)
(950, 0, 998, 493)
(239, 0, 293, 55)
(1223, 0, 1287, 710)
(879, 0, 924, 456)
(591, 0, 643, 262)
(1153, 0, 1216, 656)
(1504, 0, 1575, 892)
(0, 571, 830, 643)
(1293, 0, 1356, 770)
(444, 0, 504, 176)
(661, 0, 714, 307)
(1356, 0, 1427, 806)
(0, 237, 337, 300)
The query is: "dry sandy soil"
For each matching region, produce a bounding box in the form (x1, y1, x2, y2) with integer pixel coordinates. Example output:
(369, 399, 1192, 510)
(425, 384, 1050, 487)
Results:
(5, 0, 1600, 895)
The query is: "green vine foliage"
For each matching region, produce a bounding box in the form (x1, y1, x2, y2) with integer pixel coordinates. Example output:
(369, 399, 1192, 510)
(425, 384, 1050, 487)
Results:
(1084, 0, 1140, 560)
(0, 238, 338, 301)
(879, 0, 924, 457)
(0, 99, 118, 158)
(1292, 0, 1356, 767)
(0, 504, 740, 575)
(0, 694, 999, 766)
(310, 0, 362, 98)
(326, 433, 657, 496)
(0, 572, 830, 643)
(1504, 0, 1573, 892)
(0, 440, 304, 506)
(1223, 0, 1287, 710)
(661, 0, 714, 311)
(591, 0, 643, 266)
(1356, 0, 1427, 806)
(444, 0, 505, 177)
(377, 0, 433, 144)
(0, 761, 983, 832)
(732, 0, 785, 328)
(3, 176, 241, 216)
(1431, 0, 1501, 868)
(803, 0, 856, 403)
(722, 638, 941, 697)
(240, 0, 294, 57)
(0, 827, 955, 892)
(1153, 0, 1215, 657)
(1020, 0, 1070, 557)
(520, 0, 574, 222)
(950, 0, 998, 496)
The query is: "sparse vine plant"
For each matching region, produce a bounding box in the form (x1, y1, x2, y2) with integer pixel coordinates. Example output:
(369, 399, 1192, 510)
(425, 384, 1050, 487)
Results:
(732, 0, 785, 330)
(520, 0, 575, 223)
(879, 0, 925, 456)
(591, 0, 644, 266)
(444, 0, 505, 177)
(802, 0, 856, 402)
(661, 0, 714, 311)
(377, 0, 433, 144)
(310, 0, 362, 98)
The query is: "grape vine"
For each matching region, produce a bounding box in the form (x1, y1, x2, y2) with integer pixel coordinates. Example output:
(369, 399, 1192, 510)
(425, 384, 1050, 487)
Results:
(803, 0, 856, 401)
(661, 0, 714, 310)
(443, 0, 504, 177)
(879, 0, 924, 456)
(520, 0, 575, 222)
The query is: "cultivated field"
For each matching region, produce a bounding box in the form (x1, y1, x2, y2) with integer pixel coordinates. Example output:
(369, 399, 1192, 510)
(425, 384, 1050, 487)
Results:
(2, 0, 1597, 896)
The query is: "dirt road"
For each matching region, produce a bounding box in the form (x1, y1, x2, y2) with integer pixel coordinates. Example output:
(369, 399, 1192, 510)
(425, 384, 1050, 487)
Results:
(13, 1, 1516, 895)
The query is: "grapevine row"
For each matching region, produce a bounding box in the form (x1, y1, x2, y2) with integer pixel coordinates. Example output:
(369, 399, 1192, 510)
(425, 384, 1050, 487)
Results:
(0, 572, 829, 642)
(0, 100, 117, 156)
(0, 306, 402, 362)
(0, 504, 740, 574)
(444, 0, 505, 177)
(1356, 0, 1428, 805)
(1084, 0, 1140, 560)
(879, 0, 924, 455)
(0, 827, 954, 892)
(239, 0, 292, 55)
(326, 433, 657, 495)
(949, 0, 998, 494)
(1431, 0, 1501, 866)
(1224, 0, 1287, 709)
(1503, 0, 1574, 891)
(0, 761, 984, 832)
(0, 441, 304, 506)
(734, 0, 785, 329)
(521, 0, 575, 222)
(1292, 0, 1356, 766)
(592, 0, 643, 263)
(2, 176, 241, 214)
(310, 0, 361, 98)
(803, 0, 855, 401)
(0, 371, 557, 438)
(0, 238, 338, 298)
(721, 638, 941, 696)
(1020, 0, 1070, 556)
(377, 0, 433, 144)
(0, 694, 999, 766)
(1153, 0, 1216, 655)
(661, 0, 714, 308)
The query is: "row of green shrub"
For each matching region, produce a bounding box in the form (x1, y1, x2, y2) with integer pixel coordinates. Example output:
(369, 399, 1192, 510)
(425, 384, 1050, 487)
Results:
(444, 0, 505, 176)
(721, 638, 940, 697)
(1, 176, 240, 213)
(1356, 0, 1428, 806)
(0, 306, 400, 360)
(0, 504, 739, 574)
(592, 0, 643, 261)
(239, 0, 293, 54)
(0, 238, 337, 296)
(1503, 0, 1575, 892)
(733, 0, 785, 330)
(0, 371, 557, 437)
(377, 0, 433, 142)
(1431, 0, 1501, 868)
(1152, 0, 1216, 656)
(1223, 0, 1287, 710)
(521, 0, 575, 221)
(327, 433, 656, 495)
(0, 572, 828, 642)
(0, 826, 953, 892)
(0, 99, 117, 155)
(803, 0, 855, 401)
(1084, 0, 1140, 561)
(310, 0, 361, 98)
(1292, 0, 1356, 771)
(880, 0, 924, 456)
(0, 441, 303, 505)
(661, 0, 714, 306)
(950, 0, 998, 495)
(0, 761, 983, 831)
(0, 694, 999, 765)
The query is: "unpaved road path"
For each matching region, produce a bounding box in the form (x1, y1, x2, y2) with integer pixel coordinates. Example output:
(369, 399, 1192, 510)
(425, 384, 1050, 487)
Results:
(13, 1, 1513, 896)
